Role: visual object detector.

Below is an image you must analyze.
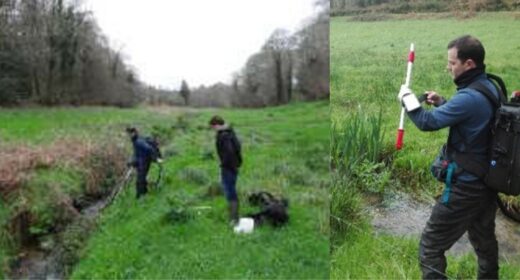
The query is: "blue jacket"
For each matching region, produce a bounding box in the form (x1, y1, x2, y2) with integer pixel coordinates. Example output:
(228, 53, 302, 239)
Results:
(132, 136, 155, 169)
(408, 73, 498, 182)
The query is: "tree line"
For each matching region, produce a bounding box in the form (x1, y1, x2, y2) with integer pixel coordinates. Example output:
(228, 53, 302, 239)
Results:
(331, 0, 520, 16)
(0, 0, 141, 107)
(1, 0, 329, 108)
(147, 0, 330, 108)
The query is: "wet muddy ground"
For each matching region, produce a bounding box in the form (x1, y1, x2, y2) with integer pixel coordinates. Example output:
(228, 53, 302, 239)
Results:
(370, 192, 520, 258)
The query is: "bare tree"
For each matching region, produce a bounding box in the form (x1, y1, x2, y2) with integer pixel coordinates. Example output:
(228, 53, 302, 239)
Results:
(294, 3, 330, 100)
(0, 0, 31, 104)
(0, 0, 142, 107)
(180, 79, 190, 106)
(262, 28, 295, 105)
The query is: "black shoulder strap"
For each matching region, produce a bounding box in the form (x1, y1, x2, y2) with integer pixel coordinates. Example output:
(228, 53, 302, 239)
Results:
(487, 73, 508, 102)
(468, 80, 501, 110)
(468, 73, 508, 106)
(449, 74, 501, 152)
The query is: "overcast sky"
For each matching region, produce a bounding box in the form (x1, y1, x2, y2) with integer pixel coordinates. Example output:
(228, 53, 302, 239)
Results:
(83, 0, 320, 90)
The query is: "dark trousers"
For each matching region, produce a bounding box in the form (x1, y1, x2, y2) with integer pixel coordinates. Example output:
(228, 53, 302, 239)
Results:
(221, 168, 238, 201)
(136, 162, 151, 199)
(419, 180, 498, 280)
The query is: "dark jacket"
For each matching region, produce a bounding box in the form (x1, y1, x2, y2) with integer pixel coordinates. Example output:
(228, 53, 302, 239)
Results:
(131, 136, 155, 169)
(408, 69, 498, 182)
(216, 127, 242, 172)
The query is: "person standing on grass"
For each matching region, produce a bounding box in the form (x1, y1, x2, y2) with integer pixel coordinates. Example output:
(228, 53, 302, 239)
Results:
(126, 127, 163, 199)
(398, 35, 499, 279)
(209, 116, 242, 225)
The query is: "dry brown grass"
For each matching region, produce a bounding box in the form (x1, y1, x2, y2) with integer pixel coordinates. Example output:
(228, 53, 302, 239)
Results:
(0, 138, 126, 200)
(1, 138, 128, 251)
(0, 139, 89, 199)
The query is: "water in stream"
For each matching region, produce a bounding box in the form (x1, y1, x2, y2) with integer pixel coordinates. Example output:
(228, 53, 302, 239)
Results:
(370, 192, 520, 258)
(7, 199, 107, 280)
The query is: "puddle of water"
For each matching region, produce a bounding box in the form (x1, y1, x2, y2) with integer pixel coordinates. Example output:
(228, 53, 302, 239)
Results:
(370, 192, 520, 258)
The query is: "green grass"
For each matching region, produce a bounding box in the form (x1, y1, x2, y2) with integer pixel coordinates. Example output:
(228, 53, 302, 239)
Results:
(0, 106, 187, 145)
(332, 227, 520, 279)
(0, 101, 329, 278)
(332, 12, 520, 175)
(331, 12, 520, 277)
(68, 101, 329, 279)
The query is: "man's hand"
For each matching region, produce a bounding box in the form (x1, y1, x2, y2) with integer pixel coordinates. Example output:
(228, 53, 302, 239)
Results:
(425, 91, 444, 106)
(397, 84, 421, 112)
(156, 158, 164, 164)
(398, 84, 413, 102)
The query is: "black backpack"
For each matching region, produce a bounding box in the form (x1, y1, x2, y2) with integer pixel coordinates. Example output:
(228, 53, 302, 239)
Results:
(246, 191, 289, 227)
(455, 74, 520, 195)
(144, 136, 162, 162)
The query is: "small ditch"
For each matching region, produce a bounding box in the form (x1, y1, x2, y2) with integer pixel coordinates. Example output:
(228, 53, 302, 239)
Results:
(7, 193, 115, 280)
(369, 192, 520, 258)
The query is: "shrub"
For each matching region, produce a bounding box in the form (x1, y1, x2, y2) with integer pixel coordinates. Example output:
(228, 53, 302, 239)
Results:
(350, 160, 391, 194)
(83, 140, 126, 196)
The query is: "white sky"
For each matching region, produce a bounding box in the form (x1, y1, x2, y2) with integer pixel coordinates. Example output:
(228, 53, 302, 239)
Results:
(82, 0, 320, 90)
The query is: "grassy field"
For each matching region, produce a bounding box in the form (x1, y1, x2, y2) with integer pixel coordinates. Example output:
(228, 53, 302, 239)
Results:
(0, 101, 329, 278)
(331, 12, 520, 278)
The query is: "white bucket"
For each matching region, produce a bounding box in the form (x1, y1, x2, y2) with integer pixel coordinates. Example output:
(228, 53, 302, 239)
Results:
(233, 217, 255, 234)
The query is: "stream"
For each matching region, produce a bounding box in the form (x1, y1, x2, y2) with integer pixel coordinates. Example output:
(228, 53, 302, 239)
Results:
(7, 169, 135, 280)
(7, 198, 110, 280)
(370, 192, 520, 258)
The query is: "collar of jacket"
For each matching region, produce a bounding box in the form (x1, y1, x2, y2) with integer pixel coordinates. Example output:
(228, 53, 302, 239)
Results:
(216, 124, 230, 132)
(454, 65, 486, 90)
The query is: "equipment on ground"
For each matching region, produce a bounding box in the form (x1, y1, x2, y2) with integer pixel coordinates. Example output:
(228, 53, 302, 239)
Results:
(245, 191, 289, 227)
(233, 218, 255, 234)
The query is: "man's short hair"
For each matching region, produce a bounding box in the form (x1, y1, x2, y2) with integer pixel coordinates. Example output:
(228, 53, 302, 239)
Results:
(447, 35, 485, 68)
(126, 127, 138, 134)
(209, 115, 225, 126)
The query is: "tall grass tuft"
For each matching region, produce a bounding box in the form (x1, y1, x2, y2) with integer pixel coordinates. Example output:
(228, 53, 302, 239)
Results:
(330, 108, 386, 249)
(330, 176, 365, 249)
(331, 108, 384, 176)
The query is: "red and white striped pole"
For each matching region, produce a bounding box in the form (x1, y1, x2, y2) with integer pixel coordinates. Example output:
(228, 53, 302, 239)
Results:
(396, 43, 415, 150)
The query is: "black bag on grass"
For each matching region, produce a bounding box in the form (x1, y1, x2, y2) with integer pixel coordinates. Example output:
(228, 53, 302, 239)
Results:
(246, 191, 289, 227)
